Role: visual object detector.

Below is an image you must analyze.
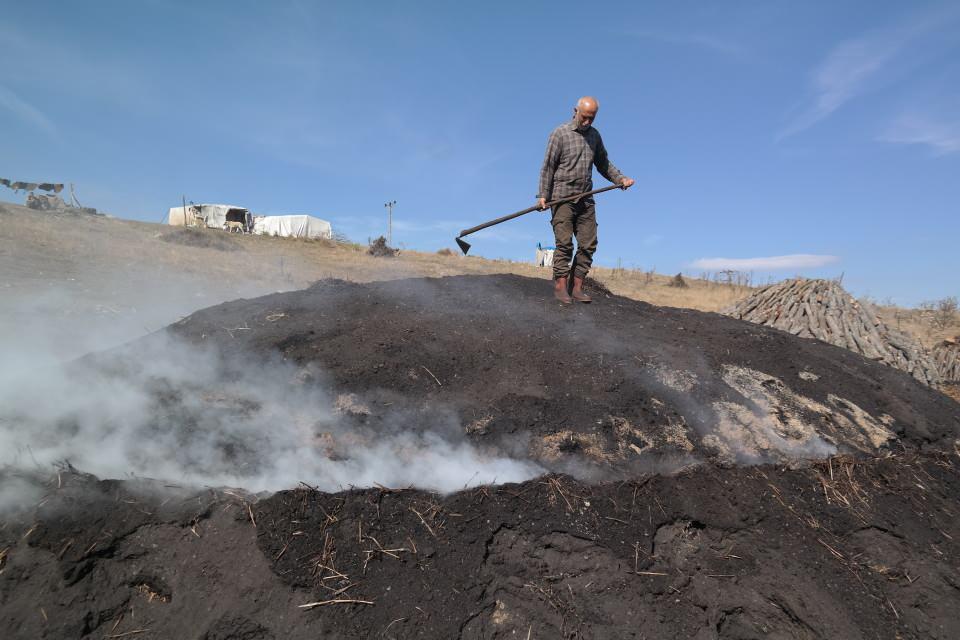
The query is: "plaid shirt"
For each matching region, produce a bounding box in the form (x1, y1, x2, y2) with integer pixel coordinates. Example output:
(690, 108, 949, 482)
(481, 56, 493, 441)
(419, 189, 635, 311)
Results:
(537, 118, 624, 202)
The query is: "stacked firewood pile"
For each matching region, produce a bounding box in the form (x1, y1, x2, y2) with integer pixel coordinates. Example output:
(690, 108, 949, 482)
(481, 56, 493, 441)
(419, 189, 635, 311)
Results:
(933, 337, 960, 383)
(724, 278, 940, 386)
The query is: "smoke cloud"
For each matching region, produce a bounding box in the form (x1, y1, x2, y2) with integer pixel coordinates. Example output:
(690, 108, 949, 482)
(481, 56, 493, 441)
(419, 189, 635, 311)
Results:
(690, 254, 840, 271)
(0, 265, 544, 501)
(0, 473, 44, 515)
(0, 331, 542, 494)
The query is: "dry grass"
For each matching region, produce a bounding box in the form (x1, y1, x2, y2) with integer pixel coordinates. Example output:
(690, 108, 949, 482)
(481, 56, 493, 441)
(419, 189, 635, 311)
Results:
(874, 304, 960, 349)
(0, 201, 937, 327)
(587, 266, 751, 312)
(158, 227, 242, 252)
(941, 384, 960, 403)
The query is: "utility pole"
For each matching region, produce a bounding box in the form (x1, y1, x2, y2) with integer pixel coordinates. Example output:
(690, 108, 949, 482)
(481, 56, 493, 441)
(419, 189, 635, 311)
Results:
(384, 200, 396, 246)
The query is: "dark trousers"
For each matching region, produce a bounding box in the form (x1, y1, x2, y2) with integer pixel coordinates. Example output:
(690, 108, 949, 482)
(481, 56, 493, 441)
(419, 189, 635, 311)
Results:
(551, 199, 597, 280)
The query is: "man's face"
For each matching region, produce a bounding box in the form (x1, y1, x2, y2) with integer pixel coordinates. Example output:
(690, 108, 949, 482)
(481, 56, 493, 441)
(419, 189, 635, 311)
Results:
(574, 104, 598, 130)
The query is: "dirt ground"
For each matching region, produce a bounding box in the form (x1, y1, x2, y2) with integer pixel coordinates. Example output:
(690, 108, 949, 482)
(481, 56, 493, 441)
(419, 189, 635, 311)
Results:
(2, 452, 958, 639)
(2, 204, 960, 639)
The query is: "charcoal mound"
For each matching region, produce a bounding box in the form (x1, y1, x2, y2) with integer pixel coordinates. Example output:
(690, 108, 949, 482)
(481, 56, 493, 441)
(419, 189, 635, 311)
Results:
(164, 274, 958, 475)
(2, 274, 960, 639)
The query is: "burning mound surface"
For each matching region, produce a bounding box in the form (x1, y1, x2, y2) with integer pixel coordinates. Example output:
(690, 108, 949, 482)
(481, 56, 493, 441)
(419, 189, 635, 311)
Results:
(2, 274, 959, 639)
(163, 274, 956, 475)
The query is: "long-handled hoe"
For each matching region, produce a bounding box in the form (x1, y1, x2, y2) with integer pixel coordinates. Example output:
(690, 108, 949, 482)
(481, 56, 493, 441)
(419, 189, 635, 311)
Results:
(454, 184, 625, 255)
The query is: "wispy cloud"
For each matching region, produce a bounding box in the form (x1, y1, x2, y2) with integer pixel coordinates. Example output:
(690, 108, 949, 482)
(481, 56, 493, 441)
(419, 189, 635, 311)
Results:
(778, 7, 960, 140)
(0, 84, 55, 135)
(235, 101, 506, 185)
(0, 25, 149, 111)
(690, 254, 840, 271)
(879, 114, 960, 155)
(627, 29, 746, 57)
(779, 34, 907, 140)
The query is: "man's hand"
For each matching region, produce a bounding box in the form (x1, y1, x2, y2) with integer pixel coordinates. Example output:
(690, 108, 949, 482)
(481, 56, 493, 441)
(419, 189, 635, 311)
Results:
(620, 177, 635, 189)
(537, 197, 548, 211)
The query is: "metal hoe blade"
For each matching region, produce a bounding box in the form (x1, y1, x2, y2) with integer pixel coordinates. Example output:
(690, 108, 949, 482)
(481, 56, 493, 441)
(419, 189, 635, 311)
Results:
(456, 236, 471, 255)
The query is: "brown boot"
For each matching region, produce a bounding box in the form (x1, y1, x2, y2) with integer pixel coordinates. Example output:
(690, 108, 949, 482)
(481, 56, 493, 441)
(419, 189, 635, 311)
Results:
(571, 275, 592, 303)
(554, 276, 572, 303)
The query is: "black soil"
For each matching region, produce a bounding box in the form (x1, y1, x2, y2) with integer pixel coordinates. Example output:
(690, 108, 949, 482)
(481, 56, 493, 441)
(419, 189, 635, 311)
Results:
(3, 455, 958, 639)
(165, 273, 958, 470)
(2, 274, 959, 639)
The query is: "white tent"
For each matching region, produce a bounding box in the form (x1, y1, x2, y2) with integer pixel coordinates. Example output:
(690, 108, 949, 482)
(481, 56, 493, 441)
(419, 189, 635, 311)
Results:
(253, 215, 332, 240)
(536, 243, 555, 267)
(166, 205, 198, 226)
(536, 248, 555, 267)
(167, 204, 249, 229)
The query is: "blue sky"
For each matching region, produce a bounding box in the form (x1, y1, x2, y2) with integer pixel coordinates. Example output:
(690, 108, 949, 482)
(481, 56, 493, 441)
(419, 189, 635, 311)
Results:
(1, 1, 958, 305)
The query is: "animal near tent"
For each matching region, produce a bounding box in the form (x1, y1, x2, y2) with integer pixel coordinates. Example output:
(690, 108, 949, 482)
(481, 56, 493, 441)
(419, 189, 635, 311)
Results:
(167, 204, 332, 240)
(167, 203, 252, 231)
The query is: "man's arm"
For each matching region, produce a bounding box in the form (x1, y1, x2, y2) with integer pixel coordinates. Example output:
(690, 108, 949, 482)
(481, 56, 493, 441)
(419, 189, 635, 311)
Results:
(537, 130, 561, 209)
(593, 134, 630, 187)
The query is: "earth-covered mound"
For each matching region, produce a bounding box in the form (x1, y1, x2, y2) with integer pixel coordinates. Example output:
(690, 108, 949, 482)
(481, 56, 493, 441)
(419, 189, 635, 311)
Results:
(161, 274, 957, 476)
(2, 274, 959, 639)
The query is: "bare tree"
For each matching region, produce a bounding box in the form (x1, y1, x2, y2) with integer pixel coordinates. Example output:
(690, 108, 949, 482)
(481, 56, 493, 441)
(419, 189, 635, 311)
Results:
(934, 296, 958, 329)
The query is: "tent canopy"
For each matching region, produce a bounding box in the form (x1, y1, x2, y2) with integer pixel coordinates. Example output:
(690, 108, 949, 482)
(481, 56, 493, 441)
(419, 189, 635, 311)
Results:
(253, 215, 332, 240)
(167, 204, 249, 228)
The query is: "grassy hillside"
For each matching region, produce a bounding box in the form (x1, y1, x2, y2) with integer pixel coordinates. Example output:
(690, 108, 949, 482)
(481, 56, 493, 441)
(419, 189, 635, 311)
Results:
(2, 202, 955, 353)
(0, 202, 751, 313)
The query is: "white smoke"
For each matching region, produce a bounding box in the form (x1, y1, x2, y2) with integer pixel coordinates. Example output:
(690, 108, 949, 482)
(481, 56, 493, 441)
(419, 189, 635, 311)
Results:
(0, 244, 546, 497)
(0, 330, 542, 494)
(0, 474, 44, 515)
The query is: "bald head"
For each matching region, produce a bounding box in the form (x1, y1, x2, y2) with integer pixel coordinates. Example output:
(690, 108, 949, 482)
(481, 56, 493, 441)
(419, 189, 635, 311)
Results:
(573, 96, 599, 130)
(577, 96, 599, 111)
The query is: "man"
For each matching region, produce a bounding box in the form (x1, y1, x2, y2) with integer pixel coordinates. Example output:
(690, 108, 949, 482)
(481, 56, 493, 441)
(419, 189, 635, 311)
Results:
(537, 96, 634, 303)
